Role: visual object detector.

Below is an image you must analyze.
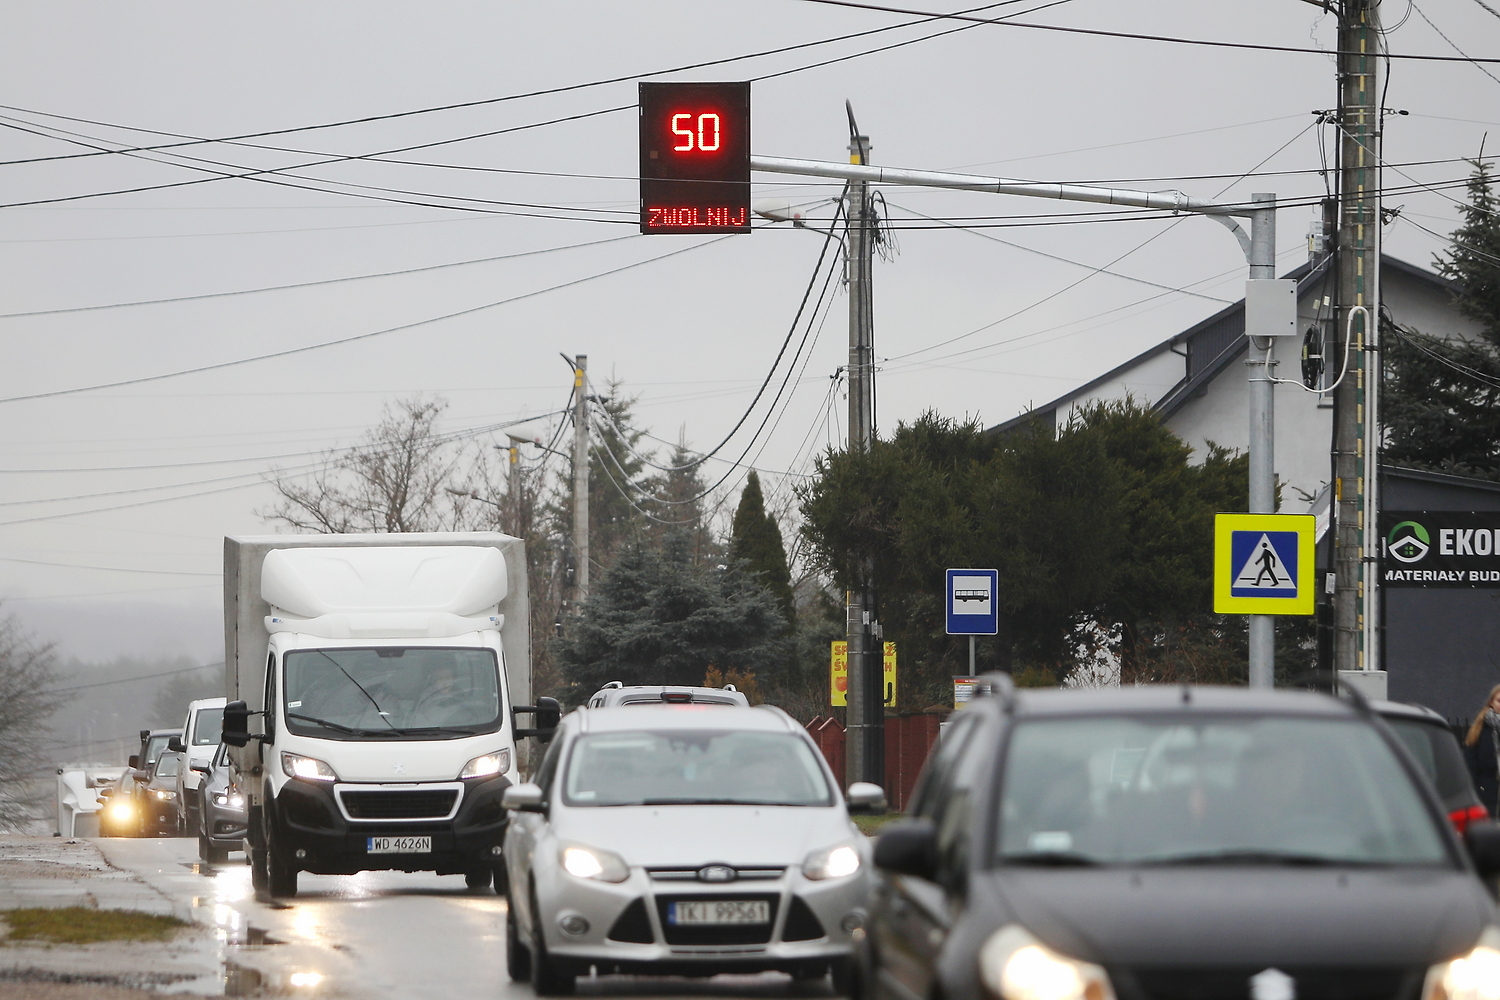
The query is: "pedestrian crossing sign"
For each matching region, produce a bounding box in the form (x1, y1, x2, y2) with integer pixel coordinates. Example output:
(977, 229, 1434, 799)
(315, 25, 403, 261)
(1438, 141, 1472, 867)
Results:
(1213, 513, 1316, 615)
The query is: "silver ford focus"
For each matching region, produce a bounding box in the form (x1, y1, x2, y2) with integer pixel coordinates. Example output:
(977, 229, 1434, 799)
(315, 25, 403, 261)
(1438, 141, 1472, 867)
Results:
(502, 703, 881, 994)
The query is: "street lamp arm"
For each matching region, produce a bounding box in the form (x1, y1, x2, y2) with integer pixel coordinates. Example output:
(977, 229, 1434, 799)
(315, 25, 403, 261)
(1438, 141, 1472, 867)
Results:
(750, 154, 1248, 218)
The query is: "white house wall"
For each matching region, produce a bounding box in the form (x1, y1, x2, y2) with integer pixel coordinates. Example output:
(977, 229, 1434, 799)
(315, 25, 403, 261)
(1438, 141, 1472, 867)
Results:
(1165, 370, 1333, 507)
(1058, 348, 1185, 427)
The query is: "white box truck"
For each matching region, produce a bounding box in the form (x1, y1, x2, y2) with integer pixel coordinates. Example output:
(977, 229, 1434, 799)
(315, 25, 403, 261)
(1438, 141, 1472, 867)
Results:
(220, 533, 557, 898)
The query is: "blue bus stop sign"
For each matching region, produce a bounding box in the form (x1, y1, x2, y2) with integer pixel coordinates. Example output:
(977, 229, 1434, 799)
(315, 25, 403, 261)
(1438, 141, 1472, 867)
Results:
(946, 568, 999, 635)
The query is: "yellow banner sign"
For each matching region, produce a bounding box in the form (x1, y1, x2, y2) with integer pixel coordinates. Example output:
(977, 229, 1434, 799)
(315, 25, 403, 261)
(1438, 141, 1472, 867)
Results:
(830, 641, 896, 707)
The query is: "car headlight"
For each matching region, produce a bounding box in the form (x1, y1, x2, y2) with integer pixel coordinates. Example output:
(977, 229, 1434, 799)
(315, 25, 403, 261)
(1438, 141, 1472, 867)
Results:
(153, 790, 175, 801)
(559, 843, 630, 883)
(108, 802, 133, 820)
(803, 843, 862, 880)
(1424, 927, 1500, 1000)
(459, 750, 511, 779)
(281, 751, 338, 782)
(213, 792, 246, 811)
(979, 924, 1115, 1000)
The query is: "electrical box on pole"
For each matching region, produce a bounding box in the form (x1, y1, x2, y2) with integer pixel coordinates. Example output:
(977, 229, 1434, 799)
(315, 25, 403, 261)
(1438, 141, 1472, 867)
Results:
(639, 82, 751, 234)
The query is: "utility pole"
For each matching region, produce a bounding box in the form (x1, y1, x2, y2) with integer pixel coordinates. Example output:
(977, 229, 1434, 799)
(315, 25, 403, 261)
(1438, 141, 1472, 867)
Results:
(505, 437, 522, 536)
(1332, 0, 1383, 685)
(843, 103, 883, 790)
(1246, 194, 1279, 689)
(572, 355, 590, 607)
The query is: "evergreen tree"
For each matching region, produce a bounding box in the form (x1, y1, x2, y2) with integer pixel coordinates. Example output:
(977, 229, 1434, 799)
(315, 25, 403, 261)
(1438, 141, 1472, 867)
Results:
(729, 471, 796, 630)
(555, 532, 789, 699)
(1384, 161, 1500, 478)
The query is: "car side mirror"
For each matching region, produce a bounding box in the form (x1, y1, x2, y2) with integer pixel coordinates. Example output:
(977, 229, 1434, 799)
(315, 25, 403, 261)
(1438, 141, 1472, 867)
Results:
(190, 763, 211, 775)
(513, 697, 561, 742)
(1466, 822, 1500, 879)
(502, 783, 545, 813)
(166, 736, 185, 753)
(222, 701, 251, 748)
(873, 818, 939, 881)
(846, 782, 887, 814)
(127, 755, 141, 770)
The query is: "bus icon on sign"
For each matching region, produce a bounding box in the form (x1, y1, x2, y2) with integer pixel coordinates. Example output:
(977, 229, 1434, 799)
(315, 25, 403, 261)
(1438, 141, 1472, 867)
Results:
(946, 569, 999, 635)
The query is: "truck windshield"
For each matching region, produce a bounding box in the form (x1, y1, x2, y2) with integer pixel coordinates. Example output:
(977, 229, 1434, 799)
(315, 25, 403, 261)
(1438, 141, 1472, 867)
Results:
(563, 730, 833, 807)
(282, 647, 502, 739)
(192, 708, 223, 746)
(996, 715, 1450, 868)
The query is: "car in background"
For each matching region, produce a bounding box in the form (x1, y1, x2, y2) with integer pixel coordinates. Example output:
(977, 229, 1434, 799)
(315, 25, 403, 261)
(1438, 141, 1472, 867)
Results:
(191, 742, 246, 864)
(175, 697, 227, 838)
(142, 751, 184, 836)
(863, 679, 1500, 1000)
(1374, 699, 1492, 836)
(98, 728, 183, 837)
(585, 681, 749, 708)
(502, 703, 882, 994)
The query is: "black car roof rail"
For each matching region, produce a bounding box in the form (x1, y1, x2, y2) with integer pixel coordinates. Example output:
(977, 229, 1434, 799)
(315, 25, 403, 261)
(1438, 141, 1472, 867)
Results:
(975, 671, 1017, 713)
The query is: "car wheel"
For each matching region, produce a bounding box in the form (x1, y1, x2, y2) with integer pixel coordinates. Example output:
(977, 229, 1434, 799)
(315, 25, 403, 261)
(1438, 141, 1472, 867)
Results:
(505, 900, 532, 982)
(198, 831, 211, 862)
(207, 839, 231, 865)
(464, 867, 492, 891)
(529, 886, 575, 995)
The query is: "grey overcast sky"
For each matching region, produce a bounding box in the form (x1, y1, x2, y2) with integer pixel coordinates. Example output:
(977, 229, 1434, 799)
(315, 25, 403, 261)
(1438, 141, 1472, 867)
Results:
(1, 0, 1496, 661)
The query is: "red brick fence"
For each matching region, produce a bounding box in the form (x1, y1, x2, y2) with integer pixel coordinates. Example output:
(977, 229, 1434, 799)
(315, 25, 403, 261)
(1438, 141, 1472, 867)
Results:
(804, 714, 944, 813)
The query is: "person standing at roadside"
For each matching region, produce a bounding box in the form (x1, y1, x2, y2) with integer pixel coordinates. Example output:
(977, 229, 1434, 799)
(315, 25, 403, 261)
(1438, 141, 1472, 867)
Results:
(1464, 683, 1500, 817)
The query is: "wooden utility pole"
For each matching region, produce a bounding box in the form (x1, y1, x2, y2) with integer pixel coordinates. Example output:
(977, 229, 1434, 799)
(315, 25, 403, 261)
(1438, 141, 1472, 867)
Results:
(1332, 0, 1383, 680)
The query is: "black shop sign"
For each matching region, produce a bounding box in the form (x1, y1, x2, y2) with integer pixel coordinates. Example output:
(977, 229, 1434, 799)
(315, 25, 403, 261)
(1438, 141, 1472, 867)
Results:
(1381, 510, 1500, 587)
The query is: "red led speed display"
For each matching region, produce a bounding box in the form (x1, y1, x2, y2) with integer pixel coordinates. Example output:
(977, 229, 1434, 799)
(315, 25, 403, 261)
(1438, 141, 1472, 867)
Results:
(639, 81, 751, 235)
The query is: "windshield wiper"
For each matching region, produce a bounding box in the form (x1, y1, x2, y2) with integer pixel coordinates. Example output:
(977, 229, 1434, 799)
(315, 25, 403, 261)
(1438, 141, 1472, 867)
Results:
(287, 712, 375, 735)
(314, 650, 400, 732)
(1001, 851, 1100, 867)
(1138, 849, 1352, 867)
(387, 726, 480, 737)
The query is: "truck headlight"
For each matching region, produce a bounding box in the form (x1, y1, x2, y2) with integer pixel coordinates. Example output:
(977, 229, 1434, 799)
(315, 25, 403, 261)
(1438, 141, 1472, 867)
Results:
(560, 843, 629, 883)
(281, 752, 338, 782)
(802, 843, 862, 880)
(1424, 927, 1500, 1000)
(459, 750, 510, 779)
(979, 924, 1115, 1000)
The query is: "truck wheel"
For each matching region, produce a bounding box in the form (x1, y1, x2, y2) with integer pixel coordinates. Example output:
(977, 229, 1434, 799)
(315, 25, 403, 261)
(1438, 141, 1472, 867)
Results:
(250, 846, 269, 891)
(505, 903, 531, 982)
(267, 849, 298, 898)
(464, 867, 492, 890)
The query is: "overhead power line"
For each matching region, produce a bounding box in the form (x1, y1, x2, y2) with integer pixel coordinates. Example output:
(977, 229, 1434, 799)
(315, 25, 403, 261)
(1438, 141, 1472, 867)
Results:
(44, 661, 222, 695)
(0, 237, 736, 406)
(797, 0, 1500, 62)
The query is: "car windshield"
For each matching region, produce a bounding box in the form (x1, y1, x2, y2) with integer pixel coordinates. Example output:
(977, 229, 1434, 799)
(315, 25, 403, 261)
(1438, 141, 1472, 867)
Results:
(154, 755, 180, 777)
(997, 715, 1450, 867)
(563, 730, 832, 807)
(283, 647, 502, 739)
(145, 735, 174, 763)
(192, 707, 223, 746)
(1384, 717, 1476, 812)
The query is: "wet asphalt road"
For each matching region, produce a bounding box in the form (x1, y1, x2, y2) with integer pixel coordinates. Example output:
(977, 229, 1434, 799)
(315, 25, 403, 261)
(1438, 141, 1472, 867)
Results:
(96, 838, 835, 999)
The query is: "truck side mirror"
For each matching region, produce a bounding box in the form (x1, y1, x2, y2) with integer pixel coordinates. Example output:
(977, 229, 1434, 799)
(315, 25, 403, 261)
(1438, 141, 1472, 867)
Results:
(127, 755, 140, 770)
(167, 736, 185, 753)
(513, 696, 562, 742)
(222, 701, 251, 748)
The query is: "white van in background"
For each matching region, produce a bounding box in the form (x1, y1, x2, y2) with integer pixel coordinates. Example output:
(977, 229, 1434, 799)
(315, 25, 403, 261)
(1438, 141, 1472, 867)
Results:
(175, 696, 227, 835)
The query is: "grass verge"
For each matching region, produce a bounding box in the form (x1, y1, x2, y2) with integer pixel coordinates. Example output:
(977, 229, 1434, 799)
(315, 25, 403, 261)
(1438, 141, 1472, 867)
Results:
(852, 813, 903, 837)
(1, 907, 187, 945)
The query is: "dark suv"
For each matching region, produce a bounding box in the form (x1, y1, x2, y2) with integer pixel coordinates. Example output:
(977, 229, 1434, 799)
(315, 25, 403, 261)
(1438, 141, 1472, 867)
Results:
(1374, 700, 1492, 837)
(864, 679, 1500, 1000)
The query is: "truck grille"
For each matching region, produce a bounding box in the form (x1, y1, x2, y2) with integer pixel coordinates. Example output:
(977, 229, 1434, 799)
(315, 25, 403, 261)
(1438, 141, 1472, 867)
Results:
(339, 789, 459, 820)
